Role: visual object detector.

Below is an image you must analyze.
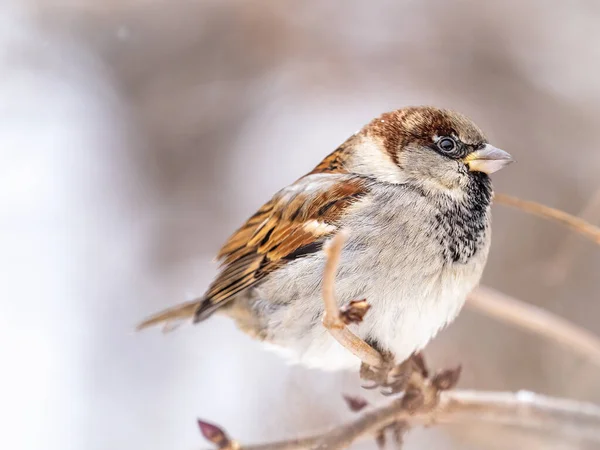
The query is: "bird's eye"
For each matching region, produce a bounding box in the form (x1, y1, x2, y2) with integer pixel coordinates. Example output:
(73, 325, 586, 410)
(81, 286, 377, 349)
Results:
(437, 137, 456, 153)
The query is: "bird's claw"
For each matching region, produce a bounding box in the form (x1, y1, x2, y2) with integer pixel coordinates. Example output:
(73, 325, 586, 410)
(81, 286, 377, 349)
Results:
(360, 352, 428, 396)
(359, 352, 460, 397)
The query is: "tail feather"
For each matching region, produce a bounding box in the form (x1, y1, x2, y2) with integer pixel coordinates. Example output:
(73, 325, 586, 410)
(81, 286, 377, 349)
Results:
(136, 299, 201, 331)
(192, 299, 224, 323)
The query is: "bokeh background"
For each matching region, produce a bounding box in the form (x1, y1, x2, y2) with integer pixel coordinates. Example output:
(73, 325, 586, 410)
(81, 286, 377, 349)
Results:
(2, 1, 600, 449)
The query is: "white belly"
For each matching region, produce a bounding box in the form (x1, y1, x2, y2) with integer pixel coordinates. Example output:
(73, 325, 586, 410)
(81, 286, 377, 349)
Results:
(263, 263, 480, 371)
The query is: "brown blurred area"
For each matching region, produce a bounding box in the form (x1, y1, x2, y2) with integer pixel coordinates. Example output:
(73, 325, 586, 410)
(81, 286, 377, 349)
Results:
(1, 1, 599, 449)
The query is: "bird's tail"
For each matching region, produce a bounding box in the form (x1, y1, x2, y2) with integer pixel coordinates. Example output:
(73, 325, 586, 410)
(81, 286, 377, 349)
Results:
(136, 299, 203, 332)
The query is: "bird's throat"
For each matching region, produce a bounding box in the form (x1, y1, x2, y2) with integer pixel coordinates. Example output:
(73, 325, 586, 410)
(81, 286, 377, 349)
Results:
(432, 173, 492, 264)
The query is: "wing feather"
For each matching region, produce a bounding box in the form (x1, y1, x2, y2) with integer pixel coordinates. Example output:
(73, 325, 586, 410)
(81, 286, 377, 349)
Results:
(195, 174, 370, 320)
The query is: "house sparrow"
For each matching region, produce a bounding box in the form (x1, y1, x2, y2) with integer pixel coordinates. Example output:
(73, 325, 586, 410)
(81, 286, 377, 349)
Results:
(138, 106, 513, 371)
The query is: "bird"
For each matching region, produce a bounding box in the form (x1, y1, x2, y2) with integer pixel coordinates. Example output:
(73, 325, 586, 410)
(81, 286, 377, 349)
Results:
(138, 106, 513, 372)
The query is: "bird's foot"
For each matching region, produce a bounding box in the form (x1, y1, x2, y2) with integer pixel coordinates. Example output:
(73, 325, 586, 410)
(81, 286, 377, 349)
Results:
(360, 352, 429, 396)
(360, 350, 396, 391)
(360, 352, 461, 399)
(358, 352, 462, 450)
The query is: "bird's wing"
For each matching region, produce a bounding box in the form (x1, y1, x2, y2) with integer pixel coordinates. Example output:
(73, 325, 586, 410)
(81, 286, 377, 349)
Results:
(194, 173, 370, 320)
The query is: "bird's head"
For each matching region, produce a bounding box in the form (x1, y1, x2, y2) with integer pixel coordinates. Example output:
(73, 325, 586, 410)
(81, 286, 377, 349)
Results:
(346, 106, 513, 194)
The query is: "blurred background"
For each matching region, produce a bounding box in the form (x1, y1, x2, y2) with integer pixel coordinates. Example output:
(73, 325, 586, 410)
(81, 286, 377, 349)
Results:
(1, 0, 600, 449)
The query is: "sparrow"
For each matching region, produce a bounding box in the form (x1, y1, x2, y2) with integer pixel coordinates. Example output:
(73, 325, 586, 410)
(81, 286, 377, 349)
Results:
(138, 106, 513, 371)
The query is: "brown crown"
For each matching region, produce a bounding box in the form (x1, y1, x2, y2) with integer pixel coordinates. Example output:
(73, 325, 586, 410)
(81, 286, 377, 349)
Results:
(363, 106, 487, 163)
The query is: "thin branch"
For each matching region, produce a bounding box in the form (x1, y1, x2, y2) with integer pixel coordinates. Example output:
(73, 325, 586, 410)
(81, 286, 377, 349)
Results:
(545, 188, 600, 285)
(200, 390, 600, 450)
(321, 230, 383, 368)
(467, 286, 600, 366)
(494, 193, 600, 245)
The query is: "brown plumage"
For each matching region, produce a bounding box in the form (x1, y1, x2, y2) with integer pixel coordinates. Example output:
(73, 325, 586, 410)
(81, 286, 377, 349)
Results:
(366, 107, 487, 163)
(198, 175, 368, 318)
(137, 172, 369, 330)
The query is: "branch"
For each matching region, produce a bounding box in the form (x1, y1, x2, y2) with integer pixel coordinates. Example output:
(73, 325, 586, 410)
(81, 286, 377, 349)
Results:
(322, 230, 383, 368)
(494, 193, 600, 245)
(545, 188, 600, 285)
(198, 390, 600, 450)
(467, 286, 600, 366)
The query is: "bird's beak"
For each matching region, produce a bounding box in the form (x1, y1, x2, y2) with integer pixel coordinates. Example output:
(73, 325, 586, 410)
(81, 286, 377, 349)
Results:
(463, 144, 514, 174)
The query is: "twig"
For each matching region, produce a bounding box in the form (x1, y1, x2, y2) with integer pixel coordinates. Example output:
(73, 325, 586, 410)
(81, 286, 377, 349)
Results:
(494, 193, 600, 245)
(545, 188, 600, 284)
(467, 286, 600, 366)
(199, 390, 600, 450)
(321, 230, 383, 368)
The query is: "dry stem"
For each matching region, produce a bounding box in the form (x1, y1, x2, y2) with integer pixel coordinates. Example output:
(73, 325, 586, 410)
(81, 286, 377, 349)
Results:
(545, 188, 600, 284)
(322, 230, 383, 368)
(200, 390, 600, 450)
(494, 193, 600, 245)
(467, 286, 600, 366)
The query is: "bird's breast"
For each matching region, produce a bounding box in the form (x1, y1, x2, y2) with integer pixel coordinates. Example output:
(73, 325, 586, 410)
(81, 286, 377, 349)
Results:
(334, 184, 492, 361)
(251, 182, 493, 370)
